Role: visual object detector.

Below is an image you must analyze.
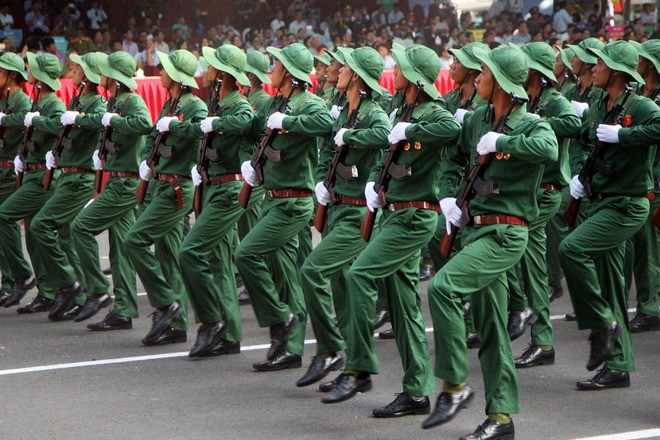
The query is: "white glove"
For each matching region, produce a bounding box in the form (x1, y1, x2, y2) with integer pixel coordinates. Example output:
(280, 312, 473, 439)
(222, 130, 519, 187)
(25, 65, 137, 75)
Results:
(570, 100, 589, 118)
(596, 124, 621, 143)
(440, 197, 463, 233)
(454, 108, 469, 124)
(93, 150, 103, 170)
(200, 116, 219, 134)
(569, 175, 585, 199)
(388, 122, 411, 144)
(241, 160, 257, 186)
(266, 111, 285, 130)
(101, 112, 117, 127)
(24, 111, 39, 127)
(315, 181, 332, 206)
(156, 116, 177, 133)
(13, 155, 24, 174)
(526, 112, 541, 119)
(334, 128, 347, 147)
(330, 105, 342, 120)
(389, 108, 398, 124)
(191, 166, 202, 186)
(476, 131, 503, 155)
(139, 160, 152, 181)
(45, 151, 57, 170)
(0, 112, 5, 125)
(364, 181, 382, 212)
(60, 110, 80, 126)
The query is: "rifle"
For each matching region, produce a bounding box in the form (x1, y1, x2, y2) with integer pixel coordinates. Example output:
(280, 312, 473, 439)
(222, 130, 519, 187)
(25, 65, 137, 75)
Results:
(43, 81, 86, 190)
(136, 85, 187, 204)
(315, 75, 328, 97)
(193, 77, 222, 215)
(237, 78, 298, 209)
(313, 89, 367, 233)
(94, 81, 121, 193)
(653, 205, 660, 229)
(528, 77, 549, 115)
(564, 84, 634, 226)
(0, 87, 13, 149)
(438, 93, 524, 258)
(461, 82, 478, 111)
(15, 85, 41, 189)
(360, 81, 425, 242)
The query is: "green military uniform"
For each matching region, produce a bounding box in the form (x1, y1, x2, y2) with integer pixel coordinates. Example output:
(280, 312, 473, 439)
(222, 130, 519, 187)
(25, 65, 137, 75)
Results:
(71, 52, 152, 327)
(299, 47, 390, 373)
(0, 53, 30, 299)
(0, 53, 65, 309)
(560, 41, 660, 377)
(427, 46, 558, 432)
(30, 53, 106, 320)
(508, 43, 581, 359)
(180, 45, 255, 353)
(235, 43, 333, 364)
(126, 50, 207, 342)
(331, 44, 461, 404)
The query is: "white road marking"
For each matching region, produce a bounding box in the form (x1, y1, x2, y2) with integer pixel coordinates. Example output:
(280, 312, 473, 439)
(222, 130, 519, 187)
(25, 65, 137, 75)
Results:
(573, 429, 660, 440)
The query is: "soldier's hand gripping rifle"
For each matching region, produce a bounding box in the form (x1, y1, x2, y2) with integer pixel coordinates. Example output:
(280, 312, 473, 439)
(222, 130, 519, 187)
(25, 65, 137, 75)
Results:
(15, 85, 41, 189)
(360, 81, 424, 242)
(43, 81, 85, 190)
(439, 93, 525, 258)
(237, 78, 298, 209)
(313, 89, 367, 233)
(136, 85, 187, 204)
(564, 84, 634, 226)
(193, 77, 222, 215)
(94, 81, 120, 193)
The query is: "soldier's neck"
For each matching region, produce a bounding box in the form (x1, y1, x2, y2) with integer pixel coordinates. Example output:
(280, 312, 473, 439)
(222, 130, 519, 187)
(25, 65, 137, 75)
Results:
(642, 71, 659, 97)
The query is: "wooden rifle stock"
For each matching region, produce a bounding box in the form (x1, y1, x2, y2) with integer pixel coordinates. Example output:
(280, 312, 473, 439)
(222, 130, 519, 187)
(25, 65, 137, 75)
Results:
(360, 81, 425, 241)
(438, 93, 524, 257)
(565, 85, 634, 226)
(94, 82, 120, 193)
(313, 90, 367, 233)
(653, 205, 660, 229)
(238, 79, 298, 209)
(43, 81, 85, 190)
(193, 77, 222, 215)
(16, 85, 41, 189)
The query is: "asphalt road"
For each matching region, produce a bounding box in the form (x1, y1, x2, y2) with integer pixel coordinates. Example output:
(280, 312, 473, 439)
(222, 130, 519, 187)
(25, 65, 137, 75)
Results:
(0, 227, 658, 440)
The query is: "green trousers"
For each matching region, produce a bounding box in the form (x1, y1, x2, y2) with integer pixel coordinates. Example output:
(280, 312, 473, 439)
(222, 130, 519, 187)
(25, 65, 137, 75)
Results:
(235, 195, 313, 356)
(71, 177, 139, 317)
(31, 173, 95, 305)
(180, 181, 244, 342)
(623, 191, 660, 317)
(429, 224, 528, 414)
(559, 197, 649, 372)
(0, 170, 56, 299)
(301, 203, 370, 355)
(508, 189, 561, 346)
(0, 175, 20, 292)
(231, 186, 264, 278)
(125, 178, 192, 332)
(344, 208, 437, 397)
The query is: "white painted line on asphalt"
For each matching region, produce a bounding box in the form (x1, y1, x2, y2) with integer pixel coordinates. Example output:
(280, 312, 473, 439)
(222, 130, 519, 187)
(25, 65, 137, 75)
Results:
(573, 429, 660, 440)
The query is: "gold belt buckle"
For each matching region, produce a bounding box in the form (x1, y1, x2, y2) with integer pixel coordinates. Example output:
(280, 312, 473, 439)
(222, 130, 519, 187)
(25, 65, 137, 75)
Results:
(388, 204, 396, 212)
(474, 216, 482, 225)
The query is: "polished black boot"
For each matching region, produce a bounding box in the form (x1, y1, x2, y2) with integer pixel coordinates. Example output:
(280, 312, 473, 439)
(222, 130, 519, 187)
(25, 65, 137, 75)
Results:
(4, 277, 37, 308)
(577, 368, 630, 390)
(586, 321, 620, 371)
(75, 294, 113, 322)
(49, 282, 83, 321)
(515, 345, 555, 368)
(253, 351, 302, 371)
(321, 372, 372, 404)
(460, 418, 515, 440)
(629, 313, 660, 333)
(296, 353, 344, 387)
(87, 311, 132, 331)
(422, 385, 474, 429)
(507, 307, 537, 341)
(16, 295, 54, 314)
(189, 322, 226, 358)
(142, 302, 182, 343)
(373, 392, 430, 418)
(267, 313, 298, 359)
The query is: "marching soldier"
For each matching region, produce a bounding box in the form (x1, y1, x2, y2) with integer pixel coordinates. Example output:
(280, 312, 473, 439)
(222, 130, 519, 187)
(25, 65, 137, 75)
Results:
(560, 41, 660, 389)
(425, 45, 558, 439)
(70, 52, 152, 330)
(125, 49, 207, 346)
(0, 53, 65, 312)
(180, 44, 255, 358)
(313, 52, 332, 101)
(235, 43, 333, 370)
(0, 53, 33, 306)
(31, 52, 107, 321)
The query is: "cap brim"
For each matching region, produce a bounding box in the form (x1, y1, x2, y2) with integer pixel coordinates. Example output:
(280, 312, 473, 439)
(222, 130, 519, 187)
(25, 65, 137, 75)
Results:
(327, 50, 346, 65)
(26, 52, 61, 90)
(245, 64, 271, 84)
(157, 51, 198, 89)
(342, 49, 384, 95)
(474, 47, 528, 101)
(69, 53, 101, 84)
(587, 47, 645, 85)
(98, 54, 138, 90)
(201, 47, 250, 87)
(266, 47, 311, 84)
(567, 44, 597, 65)
(448, 48, 482, 71)
(0, 59, 27, 81)
(391, 46, 440, 99)
(637, 45, 660, 75)
(526, 58, 557, 83)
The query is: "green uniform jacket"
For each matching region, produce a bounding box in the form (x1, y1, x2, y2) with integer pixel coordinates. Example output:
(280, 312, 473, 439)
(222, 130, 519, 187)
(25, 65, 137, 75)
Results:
(576, 91, 660, 195)
(200, 89, 255, 175)
(444, 86, 484, 114)
(102, 92, 152, 172)
(316, 98, 390, 198)
(265, 90, 333, 191)
(247, 88, 273, 143)
(374, 100, 460, 203)
(60, 91, 106, 168)
(373, 89, 393, 114)
(536, 87, 581, 187)
(0, 89, 31, 163)
(28, 92, 66, 164)
(441, 104, 559, 223)
(142, 91, 207, 175)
